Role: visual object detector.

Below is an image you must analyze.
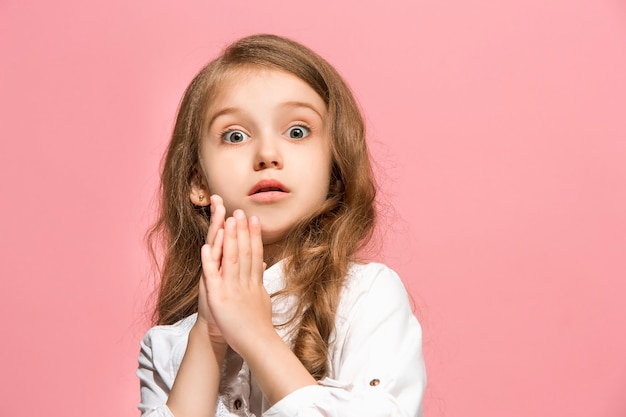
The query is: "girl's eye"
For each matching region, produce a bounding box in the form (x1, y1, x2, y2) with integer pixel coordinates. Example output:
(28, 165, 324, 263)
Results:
(223, 130, 249, 144)
(285, 125, 310, 140)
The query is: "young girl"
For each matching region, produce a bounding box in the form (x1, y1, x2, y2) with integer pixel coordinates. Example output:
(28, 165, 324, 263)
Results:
(137, 34, 426, 417)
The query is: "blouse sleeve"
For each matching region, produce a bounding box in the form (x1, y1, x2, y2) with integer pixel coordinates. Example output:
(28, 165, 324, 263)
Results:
(136, 326, 177, 417)
(137, 315, 205, 417)
(263, 265, 426, 417)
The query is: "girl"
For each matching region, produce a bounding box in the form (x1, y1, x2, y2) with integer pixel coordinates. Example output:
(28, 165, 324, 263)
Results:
(137, 34, 426, 417)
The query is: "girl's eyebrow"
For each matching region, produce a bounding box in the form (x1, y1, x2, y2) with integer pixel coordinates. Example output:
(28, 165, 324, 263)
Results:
(280, 101, 325, 119)
(207, 107, 241, 129)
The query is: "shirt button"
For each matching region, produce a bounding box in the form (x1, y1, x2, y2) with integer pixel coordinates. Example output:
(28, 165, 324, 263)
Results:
(369, 378, 380, 386)
(233, 398, 242, 410)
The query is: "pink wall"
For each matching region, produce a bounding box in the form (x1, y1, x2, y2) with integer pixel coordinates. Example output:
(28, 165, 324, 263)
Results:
(1, 1, 625, 416)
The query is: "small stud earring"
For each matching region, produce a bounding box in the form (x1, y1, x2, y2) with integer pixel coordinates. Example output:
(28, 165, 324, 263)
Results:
(199, 195, 204, 201)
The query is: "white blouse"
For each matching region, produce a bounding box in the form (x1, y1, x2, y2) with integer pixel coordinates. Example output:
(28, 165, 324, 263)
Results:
(137, 262, 426, 417)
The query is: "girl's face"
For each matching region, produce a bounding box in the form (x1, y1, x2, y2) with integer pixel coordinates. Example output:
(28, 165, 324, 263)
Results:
(193, 68, 332, 245)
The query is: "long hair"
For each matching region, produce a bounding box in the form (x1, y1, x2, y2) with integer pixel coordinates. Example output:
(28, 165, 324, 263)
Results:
(148, 34, 377, 380)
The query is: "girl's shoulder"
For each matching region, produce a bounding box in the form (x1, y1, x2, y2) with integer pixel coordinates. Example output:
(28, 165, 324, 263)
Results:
(344, 261, 408, 295)
(330, 262, 421, 370)
(340, 262, 412, 314)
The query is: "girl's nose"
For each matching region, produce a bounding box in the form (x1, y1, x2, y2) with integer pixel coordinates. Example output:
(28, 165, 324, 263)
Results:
(254, 136, 282, 171)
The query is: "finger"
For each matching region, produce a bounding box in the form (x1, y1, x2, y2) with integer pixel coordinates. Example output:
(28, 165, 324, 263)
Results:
(249, 215, 264, 284)
(201, 229, 224, 281)
(201, 247, 216, 279)
(234, 210, 252, 284)
(206, 195, 226, 246)
(221, 216, 240, 283)
(207, 194, 225, 246)
(212, 228, 224, 263)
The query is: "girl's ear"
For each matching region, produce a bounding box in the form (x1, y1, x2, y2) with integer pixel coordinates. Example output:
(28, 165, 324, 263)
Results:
(189, 167, 210, 207)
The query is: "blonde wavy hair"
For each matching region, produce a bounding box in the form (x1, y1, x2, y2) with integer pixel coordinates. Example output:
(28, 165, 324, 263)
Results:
(148, 34, 377, 380)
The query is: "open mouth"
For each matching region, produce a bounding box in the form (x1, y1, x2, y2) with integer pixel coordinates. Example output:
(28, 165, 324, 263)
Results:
(248, 179, 289, 196)
(254, 187, 284, 194)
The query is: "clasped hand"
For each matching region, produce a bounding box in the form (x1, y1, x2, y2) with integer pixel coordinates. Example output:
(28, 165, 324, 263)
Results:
(196, 195, 273, 356)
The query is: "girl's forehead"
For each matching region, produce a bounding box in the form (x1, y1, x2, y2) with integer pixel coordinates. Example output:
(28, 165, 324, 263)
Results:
(217, 67, 312, 95)
(206, 67, 327, 117)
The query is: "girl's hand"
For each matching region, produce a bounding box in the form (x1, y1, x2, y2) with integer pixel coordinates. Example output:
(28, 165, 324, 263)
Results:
(202, 205, 317, 405)
(195, 195, 227, 343)
(201, 208, 273, 356)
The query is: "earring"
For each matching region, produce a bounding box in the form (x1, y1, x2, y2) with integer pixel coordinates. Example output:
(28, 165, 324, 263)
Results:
(199, 195, 204, 201)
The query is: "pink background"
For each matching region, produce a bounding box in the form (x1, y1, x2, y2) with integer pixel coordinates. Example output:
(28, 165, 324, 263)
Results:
(1, 0, 625, 416)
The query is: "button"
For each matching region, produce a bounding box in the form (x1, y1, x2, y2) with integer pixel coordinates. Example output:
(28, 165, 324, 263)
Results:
(369, 378, 380, 386)
(233, 398, 242, 410)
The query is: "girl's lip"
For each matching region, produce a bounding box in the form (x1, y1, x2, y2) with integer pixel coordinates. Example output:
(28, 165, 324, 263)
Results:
(248, 179, 290, 196)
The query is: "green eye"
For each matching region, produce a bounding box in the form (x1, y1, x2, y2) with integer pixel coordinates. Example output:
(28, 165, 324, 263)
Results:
(285, 126, 310, 140)
(223, 130, 249, 143)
